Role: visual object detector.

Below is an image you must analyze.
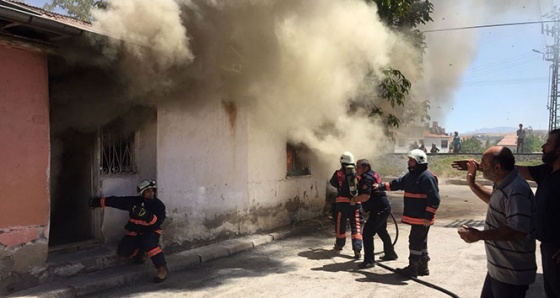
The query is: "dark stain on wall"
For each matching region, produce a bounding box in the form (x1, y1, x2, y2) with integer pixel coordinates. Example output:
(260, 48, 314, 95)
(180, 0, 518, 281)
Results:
(222, 101, 237, 132)
(284, 195, 308, 213)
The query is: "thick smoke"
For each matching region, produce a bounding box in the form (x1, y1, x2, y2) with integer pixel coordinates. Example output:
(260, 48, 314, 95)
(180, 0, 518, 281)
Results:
(84, 0, 425, 173)
(92, 0, 194, 97)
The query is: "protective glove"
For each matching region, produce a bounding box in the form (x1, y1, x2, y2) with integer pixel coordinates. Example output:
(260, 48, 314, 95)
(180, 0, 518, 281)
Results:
(132, 203, 147, 217)
(89, 197, 102, 208)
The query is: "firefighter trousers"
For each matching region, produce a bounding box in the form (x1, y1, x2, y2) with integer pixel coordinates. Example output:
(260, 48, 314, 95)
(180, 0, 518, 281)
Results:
(117, 230, 167, 268)
(408, 224, 430, 261)
(362, 209, 395, 263)
(334, 202, 363, 251)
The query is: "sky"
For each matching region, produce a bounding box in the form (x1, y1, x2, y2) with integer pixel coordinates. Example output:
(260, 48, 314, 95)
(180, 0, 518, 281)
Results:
(20, 0, 558, 135)
(419, 0, 555, 134)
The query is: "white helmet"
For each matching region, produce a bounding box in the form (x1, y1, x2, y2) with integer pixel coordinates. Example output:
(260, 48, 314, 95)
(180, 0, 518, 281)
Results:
(137, 179, 157, 195)
(407, 149, 428, 164)
(340, 151, 355, 164)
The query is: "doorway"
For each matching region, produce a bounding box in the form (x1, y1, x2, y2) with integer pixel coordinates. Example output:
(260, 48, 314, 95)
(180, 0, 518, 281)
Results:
(48, 129, 95, 248)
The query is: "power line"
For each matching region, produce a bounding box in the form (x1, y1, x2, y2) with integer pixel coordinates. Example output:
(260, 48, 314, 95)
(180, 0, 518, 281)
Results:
(423, 20, 558, 33)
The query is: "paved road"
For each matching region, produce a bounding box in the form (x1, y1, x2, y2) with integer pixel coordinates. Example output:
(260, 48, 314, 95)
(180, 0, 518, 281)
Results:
(84, 184, 544, 298)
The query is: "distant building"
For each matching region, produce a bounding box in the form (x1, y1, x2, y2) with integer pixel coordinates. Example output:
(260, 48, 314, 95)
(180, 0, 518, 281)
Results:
(394, 121, 451, 153)
(496, 133, 518, 152)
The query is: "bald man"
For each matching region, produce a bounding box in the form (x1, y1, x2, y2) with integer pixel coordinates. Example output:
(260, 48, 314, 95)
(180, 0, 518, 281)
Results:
(453, 146, 536, 298)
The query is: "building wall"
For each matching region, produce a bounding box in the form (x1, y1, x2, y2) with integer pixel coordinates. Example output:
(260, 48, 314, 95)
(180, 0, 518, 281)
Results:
(423, 137, 451, 153)
(156, 98, 324, 249)
(247, 117, 325, 231)
(157, 98, 250, 247)
(0, 45, 50, 284)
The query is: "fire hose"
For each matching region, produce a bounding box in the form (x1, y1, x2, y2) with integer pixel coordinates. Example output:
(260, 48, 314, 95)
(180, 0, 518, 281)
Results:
(374, 213, 460, 298)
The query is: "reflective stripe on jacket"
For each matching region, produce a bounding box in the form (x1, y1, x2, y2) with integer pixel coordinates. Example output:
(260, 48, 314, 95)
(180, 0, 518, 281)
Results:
(380, 165, 440, 225)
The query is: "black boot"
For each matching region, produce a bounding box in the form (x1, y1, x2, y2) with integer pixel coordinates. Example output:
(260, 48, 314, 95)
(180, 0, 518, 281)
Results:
(358, 261, 374, 269)
(418, 256, 430, 276)
(395, 260, 421, 278)
(379, 251, 398, 261)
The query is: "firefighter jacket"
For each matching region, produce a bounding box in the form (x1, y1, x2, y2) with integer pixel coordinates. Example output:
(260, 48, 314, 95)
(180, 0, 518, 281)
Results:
(378, 164, 440, 225)
(358, 169, 390, 214)
(95, 196, 166, 234)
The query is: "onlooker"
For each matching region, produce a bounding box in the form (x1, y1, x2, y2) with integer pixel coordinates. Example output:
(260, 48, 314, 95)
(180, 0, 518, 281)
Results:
(354, 159, 397, 269)
(452, 147, 536, 297)
(89, 179, 168, 283)
(374, 149, 440, 278)
(514, 129, 560, 298)
(329, 151, 363, 259)
(418, 142, 427, 153)
(430, 143, 440, 154)
(517, 124, 526, 153)
(452, 131, 461, 153)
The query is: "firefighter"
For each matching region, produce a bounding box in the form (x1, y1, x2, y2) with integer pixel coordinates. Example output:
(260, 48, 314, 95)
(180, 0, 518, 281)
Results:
(354, 159, 398, 269)
(89, 179, 168, 283)
(374, 149, 440, 278)
(329, 151, 363, 259)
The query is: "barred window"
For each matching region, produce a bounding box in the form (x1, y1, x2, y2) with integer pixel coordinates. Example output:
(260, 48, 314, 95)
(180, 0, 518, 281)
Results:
(287, 143, 311, 177)
(100, 129, 136, 175)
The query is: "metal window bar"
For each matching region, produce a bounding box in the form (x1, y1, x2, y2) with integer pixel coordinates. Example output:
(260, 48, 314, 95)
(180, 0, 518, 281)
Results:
(100, 130, 136, 175)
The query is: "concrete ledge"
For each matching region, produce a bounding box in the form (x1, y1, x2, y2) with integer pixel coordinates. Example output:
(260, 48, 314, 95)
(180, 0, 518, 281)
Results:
(168, 250, 202, 271)
(269, 230, 291, 241)
(222, 238, 255, 255)
(252, 234, 274, 246)
(196, 245, 230, 262)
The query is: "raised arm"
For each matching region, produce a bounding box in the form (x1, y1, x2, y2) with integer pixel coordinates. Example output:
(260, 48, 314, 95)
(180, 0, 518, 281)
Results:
(460, 159, 492, 204)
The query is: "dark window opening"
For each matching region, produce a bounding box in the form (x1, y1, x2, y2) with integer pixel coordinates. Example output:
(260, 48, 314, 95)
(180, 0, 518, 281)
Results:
(287, 143, 311, 176)
(441, 140, 448, 149)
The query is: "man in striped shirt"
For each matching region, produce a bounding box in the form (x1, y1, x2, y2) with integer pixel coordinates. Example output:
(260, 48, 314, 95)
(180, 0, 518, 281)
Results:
(456, 146, 536, 298)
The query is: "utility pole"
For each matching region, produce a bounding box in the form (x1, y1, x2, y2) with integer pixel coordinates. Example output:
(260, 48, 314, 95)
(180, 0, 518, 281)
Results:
(542, 8, 560, 132)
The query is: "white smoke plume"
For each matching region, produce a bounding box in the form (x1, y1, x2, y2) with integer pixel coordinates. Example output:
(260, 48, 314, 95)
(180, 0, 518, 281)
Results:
(85, 0, 426, 172)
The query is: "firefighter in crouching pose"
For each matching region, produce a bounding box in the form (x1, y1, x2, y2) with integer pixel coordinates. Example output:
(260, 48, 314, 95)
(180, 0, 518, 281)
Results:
(329, 151, 363, 259)
(374, 149, 440, 278)
(89, 179, 168, 283)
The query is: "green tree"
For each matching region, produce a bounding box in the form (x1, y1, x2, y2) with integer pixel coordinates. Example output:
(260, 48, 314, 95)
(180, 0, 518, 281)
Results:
(460, 137, 484, 153)
(522, 127, 547, 153)
(369, 0, 433, 28)
(363, 0, 434, 131)
(42, 0, 105, 22)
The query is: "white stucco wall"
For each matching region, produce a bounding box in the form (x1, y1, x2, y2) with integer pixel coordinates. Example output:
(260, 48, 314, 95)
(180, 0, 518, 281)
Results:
(157, 98, 250, 246)
(247, 121, 325, 231)
(157, 98, 325, 248)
